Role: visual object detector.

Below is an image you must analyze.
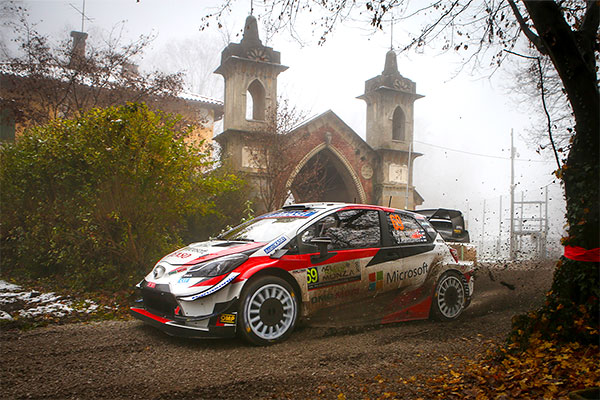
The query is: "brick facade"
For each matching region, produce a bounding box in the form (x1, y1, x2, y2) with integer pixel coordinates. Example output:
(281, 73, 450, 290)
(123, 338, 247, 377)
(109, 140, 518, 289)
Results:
(215, 16, 424, 212)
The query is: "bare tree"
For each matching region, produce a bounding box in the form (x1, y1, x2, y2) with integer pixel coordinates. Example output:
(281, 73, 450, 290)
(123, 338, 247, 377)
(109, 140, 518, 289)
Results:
(245, 98, 328, 212)
(0, 4, 184, 131)
(509, 53, 574, 155)
(147, 33, 224, 99)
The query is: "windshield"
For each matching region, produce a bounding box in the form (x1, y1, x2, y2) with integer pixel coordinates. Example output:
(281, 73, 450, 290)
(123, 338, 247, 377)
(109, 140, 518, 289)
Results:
(219, 216, 311, 243)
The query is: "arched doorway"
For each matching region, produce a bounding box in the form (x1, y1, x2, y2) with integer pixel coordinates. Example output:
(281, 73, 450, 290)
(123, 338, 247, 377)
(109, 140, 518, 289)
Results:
(289, 146, 365, 204)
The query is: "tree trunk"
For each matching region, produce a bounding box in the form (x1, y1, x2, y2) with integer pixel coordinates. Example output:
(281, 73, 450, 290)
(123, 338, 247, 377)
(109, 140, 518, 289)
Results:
(524, 0, 599, 247)
(516, 0, 599, 343)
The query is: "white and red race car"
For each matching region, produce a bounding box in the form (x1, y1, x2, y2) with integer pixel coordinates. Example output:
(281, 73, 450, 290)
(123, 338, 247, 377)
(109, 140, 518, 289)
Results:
(131, 203, 474, 345)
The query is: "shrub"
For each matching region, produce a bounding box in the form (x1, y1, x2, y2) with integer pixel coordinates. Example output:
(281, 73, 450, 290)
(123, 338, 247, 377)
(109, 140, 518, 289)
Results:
(0, 103, 247, 291)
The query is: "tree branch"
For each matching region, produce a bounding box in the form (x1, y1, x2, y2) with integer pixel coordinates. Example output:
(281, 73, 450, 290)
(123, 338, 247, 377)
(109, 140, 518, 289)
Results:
(505, 49, 561, 169)
(536, 56, 562, 171)
(507, 0, 548, 55)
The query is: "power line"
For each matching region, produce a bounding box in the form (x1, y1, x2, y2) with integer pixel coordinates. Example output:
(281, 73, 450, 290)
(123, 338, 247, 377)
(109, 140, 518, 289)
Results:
(413, 140, 552, 163)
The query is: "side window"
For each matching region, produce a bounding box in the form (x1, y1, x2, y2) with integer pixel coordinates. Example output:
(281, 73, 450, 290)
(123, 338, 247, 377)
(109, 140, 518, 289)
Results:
(415, 217, 438, 240)
(298, 209, 381, 252)
(386, 212, 428, 245)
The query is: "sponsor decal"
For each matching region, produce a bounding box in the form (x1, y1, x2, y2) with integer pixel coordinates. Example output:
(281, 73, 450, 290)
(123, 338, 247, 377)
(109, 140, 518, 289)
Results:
(168, 266, 189, 275)
(263, 236, 286, 254)
(178, 277, 190, 284)
(307, 261, 361, 290)
(146, 281, 156, 288)
(391, 229, 428, 244)
(171, 252, 192, 259)
(184, 246, 210, 254)
(261, 210, 318, 219)
(321, 263, 358, 281)
(311, 288, 360, 304)
(218, 313, 237, 324)
(411, 231, 425, 240)
(386, 262, 429, 284)
(180, 273, 240, 301)
(369, 271, 383, 291)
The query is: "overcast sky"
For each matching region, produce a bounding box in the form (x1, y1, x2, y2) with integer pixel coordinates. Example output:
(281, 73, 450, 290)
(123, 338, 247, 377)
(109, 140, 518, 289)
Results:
(2, 0, 566, 258)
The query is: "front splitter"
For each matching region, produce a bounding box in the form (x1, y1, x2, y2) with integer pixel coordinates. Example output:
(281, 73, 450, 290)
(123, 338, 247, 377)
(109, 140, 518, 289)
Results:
(130, 307, 236, 339)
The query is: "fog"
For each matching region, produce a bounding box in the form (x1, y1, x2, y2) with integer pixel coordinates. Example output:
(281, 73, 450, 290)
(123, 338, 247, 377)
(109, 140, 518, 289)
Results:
(2, 0, 566, 259)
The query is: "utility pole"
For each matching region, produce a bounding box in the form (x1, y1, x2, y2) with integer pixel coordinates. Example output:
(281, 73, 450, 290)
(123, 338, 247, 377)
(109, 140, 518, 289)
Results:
(481, 199, 486, 255)
(69, 0, 93, 32)
(498, 195, 502, 256)
(509, 129, 515, 260)
(520, 191, 525, 254)
(405, 141, 412, 210)
(545, 186, 549, 258)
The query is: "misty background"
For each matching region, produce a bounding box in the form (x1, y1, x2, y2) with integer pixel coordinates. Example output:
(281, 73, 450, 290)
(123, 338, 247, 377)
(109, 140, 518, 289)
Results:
(0, 0, 566, 259)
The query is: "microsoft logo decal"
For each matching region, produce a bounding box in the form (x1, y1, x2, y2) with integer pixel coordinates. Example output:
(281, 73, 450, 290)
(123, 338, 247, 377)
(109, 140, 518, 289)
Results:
(369, 271, 383, 291)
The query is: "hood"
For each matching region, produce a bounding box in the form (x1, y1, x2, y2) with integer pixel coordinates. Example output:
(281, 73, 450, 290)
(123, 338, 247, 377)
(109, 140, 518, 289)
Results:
(159, 241, 264, 267)
(143, 240, 265, 289)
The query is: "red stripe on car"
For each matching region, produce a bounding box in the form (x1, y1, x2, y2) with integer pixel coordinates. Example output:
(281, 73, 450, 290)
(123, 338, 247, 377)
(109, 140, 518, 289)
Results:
(130, 307, 172, 324)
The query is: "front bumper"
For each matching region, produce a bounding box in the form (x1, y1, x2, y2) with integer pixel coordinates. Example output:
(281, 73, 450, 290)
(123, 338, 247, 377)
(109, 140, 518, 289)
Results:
(132, 276, 244, 339)
(130, 306, 237, 338)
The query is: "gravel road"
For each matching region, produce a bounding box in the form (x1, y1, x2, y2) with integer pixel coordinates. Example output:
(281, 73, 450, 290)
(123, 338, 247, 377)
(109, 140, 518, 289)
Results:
(0, 262, 554, 400)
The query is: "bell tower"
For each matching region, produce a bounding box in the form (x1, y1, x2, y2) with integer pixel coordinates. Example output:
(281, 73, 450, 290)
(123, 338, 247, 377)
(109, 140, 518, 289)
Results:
(358, 50, 424, 209)
(214, 16, 288, 211)
(215, 15, 288, 134)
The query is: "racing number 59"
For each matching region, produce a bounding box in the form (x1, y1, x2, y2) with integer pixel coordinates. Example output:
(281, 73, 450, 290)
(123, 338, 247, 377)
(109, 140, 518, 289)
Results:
(307, 267, 318, 284)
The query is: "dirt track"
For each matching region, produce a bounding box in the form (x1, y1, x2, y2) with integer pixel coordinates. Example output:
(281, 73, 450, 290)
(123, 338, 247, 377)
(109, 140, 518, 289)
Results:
(0, 262, 554, 399)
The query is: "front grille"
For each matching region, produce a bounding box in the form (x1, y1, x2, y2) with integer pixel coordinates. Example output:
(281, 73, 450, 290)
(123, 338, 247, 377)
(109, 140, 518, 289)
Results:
(141, 287, 178, 318)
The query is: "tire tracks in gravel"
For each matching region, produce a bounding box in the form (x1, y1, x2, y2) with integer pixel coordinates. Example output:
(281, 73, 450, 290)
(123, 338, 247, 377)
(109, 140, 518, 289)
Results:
(0, 262, 555, 399)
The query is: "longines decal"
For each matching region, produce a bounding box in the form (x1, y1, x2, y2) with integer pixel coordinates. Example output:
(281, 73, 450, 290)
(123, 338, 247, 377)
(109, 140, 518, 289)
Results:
(307, 261, 361, 290)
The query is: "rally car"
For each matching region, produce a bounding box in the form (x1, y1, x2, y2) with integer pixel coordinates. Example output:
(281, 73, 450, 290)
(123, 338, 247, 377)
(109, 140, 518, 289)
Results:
(131, 203, 474, 345)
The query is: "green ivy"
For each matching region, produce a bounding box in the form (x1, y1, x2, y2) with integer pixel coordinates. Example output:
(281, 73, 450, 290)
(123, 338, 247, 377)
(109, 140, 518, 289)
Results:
(509, 258, 599, 350)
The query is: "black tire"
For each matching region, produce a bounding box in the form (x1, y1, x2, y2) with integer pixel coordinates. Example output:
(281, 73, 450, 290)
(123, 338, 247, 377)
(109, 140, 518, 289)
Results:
(431, 271, 467, 321)
(238, 276, 298, 346)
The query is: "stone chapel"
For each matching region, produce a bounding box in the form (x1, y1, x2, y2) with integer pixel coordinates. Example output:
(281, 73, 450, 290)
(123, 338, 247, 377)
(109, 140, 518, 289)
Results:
(215, 15, 424, 212)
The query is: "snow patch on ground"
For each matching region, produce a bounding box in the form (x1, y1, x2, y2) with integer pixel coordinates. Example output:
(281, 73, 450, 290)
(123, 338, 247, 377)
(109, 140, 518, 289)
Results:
(0, 310, 13, 320)
(0, 281, 22, 291)
(0, 291, 62, 305)
(0, 280, 113, 321)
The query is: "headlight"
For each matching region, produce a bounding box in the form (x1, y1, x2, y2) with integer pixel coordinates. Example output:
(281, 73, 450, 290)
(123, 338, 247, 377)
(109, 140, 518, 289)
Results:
(183, 254, 248, 278)
(153, 264, 166, 279)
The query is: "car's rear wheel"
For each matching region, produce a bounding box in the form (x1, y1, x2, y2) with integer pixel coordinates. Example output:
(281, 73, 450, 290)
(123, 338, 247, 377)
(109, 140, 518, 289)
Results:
(238, 276, 298, 345)
(431, 271, 466, 321)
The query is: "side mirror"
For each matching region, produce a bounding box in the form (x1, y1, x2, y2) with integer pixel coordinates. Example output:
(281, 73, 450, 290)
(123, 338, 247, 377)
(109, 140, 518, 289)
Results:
(310, 237, 332, 259)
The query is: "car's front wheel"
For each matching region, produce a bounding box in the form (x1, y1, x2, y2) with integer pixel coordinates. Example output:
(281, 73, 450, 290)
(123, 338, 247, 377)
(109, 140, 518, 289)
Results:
(431, 271, 467, 321)
(238, 276, 298, 345)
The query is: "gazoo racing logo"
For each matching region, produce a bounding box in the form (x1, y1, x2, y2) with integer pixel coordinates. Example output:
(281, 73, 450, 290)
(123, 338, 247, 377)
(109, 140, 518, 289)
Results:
(386, 262, 429, 283)
(263, 236, 286, 254)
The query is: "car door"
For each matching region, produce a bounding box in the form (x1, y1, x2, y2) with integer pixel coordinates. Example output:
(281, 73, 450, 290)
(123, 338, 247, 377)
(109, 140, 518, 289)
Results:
(380, 211, 436, 291)
(358, 211, 440, 323)
(292, 207, 383, 314)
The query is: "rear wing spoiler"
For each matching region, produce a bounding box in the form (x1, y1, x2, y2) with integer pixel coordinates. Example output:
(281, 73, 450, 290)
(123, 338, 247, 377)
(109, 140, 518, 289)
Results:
(413, 208, 470, 243)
